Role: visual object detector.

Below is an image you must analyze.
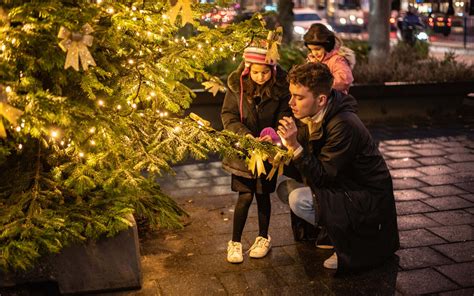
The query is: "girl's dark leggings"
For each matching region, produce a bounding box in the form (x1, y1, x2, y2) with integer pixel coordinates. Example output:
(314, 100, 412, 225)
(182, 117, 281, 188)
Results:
(232, 192, 271, 242)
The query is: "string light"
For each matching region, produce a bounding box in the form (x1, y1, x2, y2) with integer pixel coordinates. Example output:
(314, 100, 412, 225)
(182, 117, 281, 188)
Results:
(90, 140, 96, 146)
(89, 127, 96, 134)
(98, 100, 104, 106)
(106, 7, 114, 14)
(51, 130, 59, 138)
(18, 144, 23, 150)
(132, 6, 137, 11)
(150, 91, 156, 97)
(60, 141, 65, 146)
(132, 103, 137, 109)
(5, 86, 12, 93)
(116, 105, 122, 110)
(78, 152, 85, 158)
(97, 0, 102, 4)
(15, 126, 21, 132)
(128, 59, 134, 65)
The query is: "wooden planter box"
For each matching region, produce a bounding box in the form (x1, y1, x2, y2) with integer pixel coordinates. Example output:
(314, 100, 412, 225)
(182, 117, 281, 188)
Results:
(0, 216, 142, 295)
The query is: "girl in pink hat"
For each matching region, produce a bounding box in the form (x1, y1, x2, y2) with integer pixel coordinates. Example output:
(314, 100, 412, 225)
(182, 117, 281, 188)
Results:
(221, 46, 291, 263)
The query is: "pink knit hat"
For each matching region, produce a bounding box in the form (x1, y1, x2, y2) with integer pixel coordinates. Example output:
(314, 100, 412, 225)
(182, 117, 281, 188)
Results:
(243, 47, 276, 66)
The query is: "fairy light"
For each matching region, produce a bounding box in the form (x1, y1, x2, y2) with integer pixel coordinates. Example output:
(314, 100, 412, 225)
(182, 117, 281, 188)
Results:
(98, 100, 104, 106)
(60, 141, 65, 146)
(150, 91, 156, 97)
(219, 47, 223, 52)
(174, 126, 181, 133)
(174, 38, 179, 43)
(0, 44, 5, 51)
(211, 47, 215, 51)
(20, 122, 25, 128)
(131, 103, 137, 109)
(18, 144, 23, 150)
(79, 152, 85, 158)
(5, 86, 12, 93)
(162, 14, 168, 20)
(90, 140, 96, 145)
(116, 104, 122, 110)
(132, 17, 137, 21)
(15, 126, 21, 132)
(128, 59, 134, 65)
(232, 56, 236, 61)
(132, 6, 137, 11)
(89, 127, 96, 134)
(97, 0, 102, 4)
(11, 38, 16, 45)
(106, 7, 114, 14)
(51, 130, 59, 138)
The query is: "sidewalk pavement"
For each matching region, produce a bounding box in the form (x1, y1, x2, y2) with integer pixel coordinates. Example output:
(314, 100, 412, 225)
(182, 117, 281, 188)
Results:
(113, 123, 473, 296)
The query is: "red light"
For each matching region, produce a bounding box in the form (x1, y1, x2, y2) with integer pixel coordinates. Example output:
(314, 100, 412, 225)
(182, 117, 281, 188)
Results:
(437, 17, 444, 21)
(390, 17, 395, 24)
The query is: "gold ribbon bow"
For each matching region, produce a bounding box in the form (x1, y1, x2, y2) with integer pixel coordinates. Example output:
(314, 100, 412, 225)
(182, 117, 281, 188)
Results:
(58, 23, 97, 71)
(265, 27, 283, 65)
(168, 0, 193, 27)
(0, 86, 23, 138)
(266, 150, 293, 180)
(247, 150, 268, 177)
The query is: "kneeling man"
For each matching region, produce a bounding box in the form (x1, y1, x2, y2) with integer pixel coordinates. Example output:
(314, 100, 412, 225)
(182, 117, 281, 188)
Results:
(277, 62, 399, 273)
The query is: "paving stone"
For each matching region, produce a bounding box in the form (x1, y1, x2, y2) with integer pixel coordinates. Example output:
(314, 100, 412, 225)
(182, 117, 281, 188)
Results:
(386, 158, 422, 169)
(436, 262, 474, 287)
(396, 201, 435, 215)
(394, 189, 431, 201)
(419, 185, 467, 197)
(397, 214, 441, 230)
(439, 141, 467, 148)
(439, 287, 474, 296)
(444, 147, 472, 154)
(452, 172, 474, 183)
(399, 229, 446, 248)
(432, 241, 474, 262)
(460, 194, 474, 202)
(412, 143, 446, 149)
(186, 168, 229, 179)
(414, 149, 449, 157)
(417, 156, 451, 165)
(244, 268, 287, 291)
(393, 178, 429, 190)
(217, 272, 249, 294)
(274, 264, 311, 285)
(455, 182, 474, 193)
(428, 225, 474, 242)
(396, 268, 458, 295)
(447, 162, 474, 172)
(425, 210, 474, 226)
(384, 151, 421, 159)
(384, 139, 414, 146)
(385, 146, 413, 151)
(418, 175, 460, 186)
(447, 154, 474, 162)
(396, 247, 452, 270)
(390, 169, 426, 179)
(423, 196, 474, 210)
(416, 165, 456, 176)
(158, 273, 226, 295)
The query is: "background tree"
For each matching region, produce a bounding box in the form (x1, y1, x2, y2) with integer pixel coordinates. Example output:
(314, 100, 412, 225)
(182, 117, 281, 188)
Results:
(0, 0, 287, 271)
(278, 0, 294, 44)
(368, 0, 390, 64)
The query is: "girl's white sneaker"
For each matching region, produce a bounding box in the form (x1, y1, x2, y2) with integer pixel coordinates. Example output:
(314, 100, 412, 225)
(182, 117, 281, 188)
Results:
(227, 241, 243, 263)
(249, 235, 272, 258)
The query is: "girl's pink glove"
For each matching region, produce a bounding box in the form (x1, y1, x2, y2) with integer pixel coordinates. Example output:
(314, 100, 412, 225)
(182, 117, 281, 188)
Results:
(260, 127, 281, 145)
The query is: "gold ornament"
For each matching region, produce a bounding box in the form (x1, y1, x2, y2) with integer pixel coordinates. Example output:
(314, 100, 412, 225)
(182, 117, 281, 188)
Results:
(168, 0, 193, 27)
(265, 27, 283, 65)
(202, 77, 226, 97)
(58, 23, 97, 71)
(0, 86, 23, 138)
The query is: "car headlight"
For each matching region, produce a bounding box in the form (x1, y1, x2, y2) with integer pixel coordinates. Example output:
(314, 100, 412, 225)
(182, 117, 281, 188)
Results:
(339, 18, 347, 25)
(294, 26, 306, 35)
(357, 18, 364, 25)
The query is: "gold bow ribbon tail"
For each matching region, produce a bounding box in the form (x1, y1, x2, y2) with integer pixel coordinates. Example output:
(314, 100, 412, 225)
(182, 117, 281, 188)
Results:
(168, 0, 193, 26)
(58, 23, 97, 71)
(0, 87, 23, 138)
(265, 27, 283, 65)
(189, 112, 211, 127)
(247, 150, 268, 177)
(266, 150, 293, 180)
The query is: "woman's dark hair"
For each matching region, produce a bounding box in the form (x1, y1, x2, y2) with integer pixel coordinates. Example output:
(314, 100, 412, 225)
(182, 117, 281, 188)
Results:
(303, 23, 336, 53)
(244, 64, 276, 100)
(288, 63, 333, 97)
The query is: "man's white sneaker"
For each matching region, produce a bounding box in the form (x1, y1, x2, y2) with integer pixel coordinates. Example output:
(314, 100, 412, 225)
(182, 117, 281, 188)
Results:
(227, 241, 243, 263)
(323, 252, 338, 269)
(249, 235, 272, 258)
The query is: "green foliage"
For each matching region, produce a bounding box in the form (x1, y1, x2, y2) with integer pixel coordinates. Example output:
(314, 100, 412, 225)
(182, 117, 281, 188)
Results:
(0, 0, 282, 271)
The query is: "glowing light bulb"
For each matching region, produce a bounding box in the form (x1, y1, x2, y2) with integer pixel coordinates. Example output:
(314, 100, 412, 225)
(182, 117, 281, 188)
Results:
(5, 86, 12, 93)
(128, 59, 134, 65)
(79, 152, 84, 158)
(198, 44, 202, 49)
(18, 144, 23, 149)
(15, 126, 21, 132)
(116, 105, 122, 110)
(132, 103, 137, 109)
(89, 127, 96, 134)
(60, 141, 65, 146)
(51, 130, 59, 138)
(97, 0, 102, 4)
(150, 91, 156, 97)
(98, 100, 104, 106)
(106, 7, 114, 14)
(90, 140, 96, 145)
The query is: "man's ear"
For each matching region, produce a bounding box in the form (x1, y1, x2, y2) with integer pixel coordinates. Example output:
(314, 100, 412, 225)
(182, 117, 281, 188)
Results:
(318, 95, 328, 107)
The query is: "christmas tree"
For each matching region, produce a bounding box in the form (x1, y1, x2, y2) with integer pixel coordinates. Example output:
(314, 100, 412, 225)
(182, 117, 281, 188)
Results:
(0, 0, 290, 271)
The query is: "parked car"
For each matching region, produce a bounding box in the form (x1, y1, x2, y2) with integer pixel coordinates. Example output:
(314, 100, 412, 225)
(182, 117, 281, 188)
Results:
(427, 12, 451, 36)
(293, 8, 333, 41)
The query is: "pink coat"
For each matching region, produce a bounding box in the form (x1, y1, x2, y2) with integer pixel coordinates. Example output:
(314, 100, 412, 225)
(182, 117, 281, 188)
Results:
(322, 49, 354, 94)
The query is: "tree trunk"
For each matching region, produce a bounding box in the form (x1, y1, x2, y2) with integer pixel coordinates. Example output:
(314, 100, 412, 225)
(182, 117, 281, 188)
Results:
(368, 0, 390, 65)
(278, 0, 294, 44)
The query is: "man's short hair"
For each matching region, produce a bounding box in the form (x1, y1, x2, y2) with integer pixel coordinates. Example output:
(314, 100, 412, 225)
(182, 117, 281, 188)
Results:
(288, 63, 334, 97)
